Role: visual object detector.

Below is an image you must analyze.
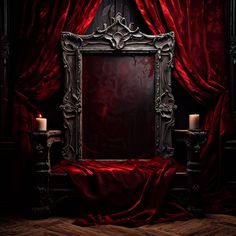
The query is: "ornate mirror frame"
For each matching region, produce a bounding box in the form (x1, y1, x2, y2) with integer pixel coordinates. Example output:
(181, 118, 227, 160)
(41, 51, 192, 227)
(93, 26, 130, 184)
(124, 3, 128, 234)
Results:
(61, 13, 176, 160)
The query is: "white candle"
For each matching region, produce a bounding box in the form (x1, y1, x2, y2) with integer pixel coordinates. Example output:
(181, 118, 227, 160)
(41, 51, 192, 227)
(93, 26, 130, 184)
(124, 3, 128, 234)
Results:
(189, 114, 200, 130)
(36, 114, 47, 132)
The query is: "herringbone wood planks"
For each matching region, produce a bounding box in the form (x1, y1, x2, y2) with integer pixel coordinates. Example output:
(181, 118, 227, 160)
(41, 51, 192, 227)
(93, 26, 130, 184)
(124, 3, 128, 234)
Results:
(0, 214, 236, 235)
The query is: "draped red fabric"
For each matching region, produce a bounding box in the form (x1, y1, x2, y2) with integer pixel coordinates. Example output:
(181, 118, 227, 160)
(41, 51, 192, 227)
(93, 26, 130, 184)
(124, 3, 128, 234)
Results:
(52, 157, 191, 227)
(12, 0, 102, 159)
(134, 0, 235, 196)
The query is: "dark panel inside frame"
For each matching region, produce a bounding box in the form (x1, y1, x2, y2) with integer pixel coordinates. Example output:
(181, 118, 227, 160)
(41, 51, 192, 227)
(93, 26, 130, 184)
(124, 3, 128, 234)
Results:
(82, 54, 155, 159)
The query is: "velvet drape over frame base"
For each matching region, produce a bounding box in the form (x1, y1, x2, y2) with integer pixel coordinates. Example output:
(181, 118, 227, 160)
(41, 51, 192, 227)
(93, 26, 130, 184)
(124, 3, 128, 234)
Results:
(52, 157, 191, 227)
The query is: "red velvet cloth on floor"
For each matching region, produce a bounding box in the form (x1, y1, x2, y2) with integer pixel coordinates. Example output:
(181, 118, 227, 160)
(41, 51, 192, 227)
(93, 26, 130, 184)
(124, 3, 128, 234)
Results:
(52, 157, 191, 227)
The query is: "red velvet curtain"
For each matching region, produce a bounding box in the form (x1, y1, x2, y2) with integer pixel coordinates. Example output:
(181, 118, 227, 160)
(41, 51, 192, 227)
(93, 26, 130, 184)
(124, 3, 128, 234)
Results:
(12, 0, 102, 162)
(134, 0, 235, 196)
(12, 0, 235, 219)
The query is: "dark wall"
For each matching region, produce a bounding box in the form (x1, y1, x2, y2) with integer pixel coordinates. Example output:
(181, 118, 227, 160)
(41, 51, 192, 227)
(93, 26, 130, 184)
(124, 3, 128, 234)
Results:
(0, 0, 18, 210)
(87, 0, 151, 34)
(0, 0, 10, 137)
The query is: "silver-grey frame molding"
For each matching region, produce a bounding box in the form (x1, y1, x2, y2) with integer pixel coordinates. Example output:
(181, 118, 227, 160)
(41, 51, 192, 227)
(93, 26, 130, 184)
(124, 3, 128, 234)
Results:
(61, 13, 176, 160)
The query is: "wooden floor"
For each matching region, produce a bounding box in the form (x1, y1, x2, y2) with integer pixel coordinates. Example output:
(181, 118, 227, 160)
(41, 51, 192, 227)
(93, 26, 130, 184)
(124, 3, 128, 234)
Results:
(1, 214, 236, 236)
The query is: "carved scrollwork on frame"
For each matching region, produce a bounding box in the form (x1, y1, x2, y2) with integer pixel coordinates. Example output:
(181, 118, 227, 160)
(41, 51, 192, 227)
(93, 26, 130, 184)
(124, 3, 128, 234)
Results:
(61, 13, 176, 160)
(61, 13, 175, 53)
(60, 40, 82, 160)
(154, 37, 176, 156)
(155, 92, 177, 156)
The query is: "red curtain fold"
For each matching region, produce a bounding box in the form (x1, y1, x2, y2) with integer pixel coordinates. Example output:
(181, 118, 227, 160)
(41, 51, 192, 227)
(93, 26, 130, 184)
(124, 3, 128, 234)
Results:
(134, 0, 235, 195)
(12, 0, 102, 159)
